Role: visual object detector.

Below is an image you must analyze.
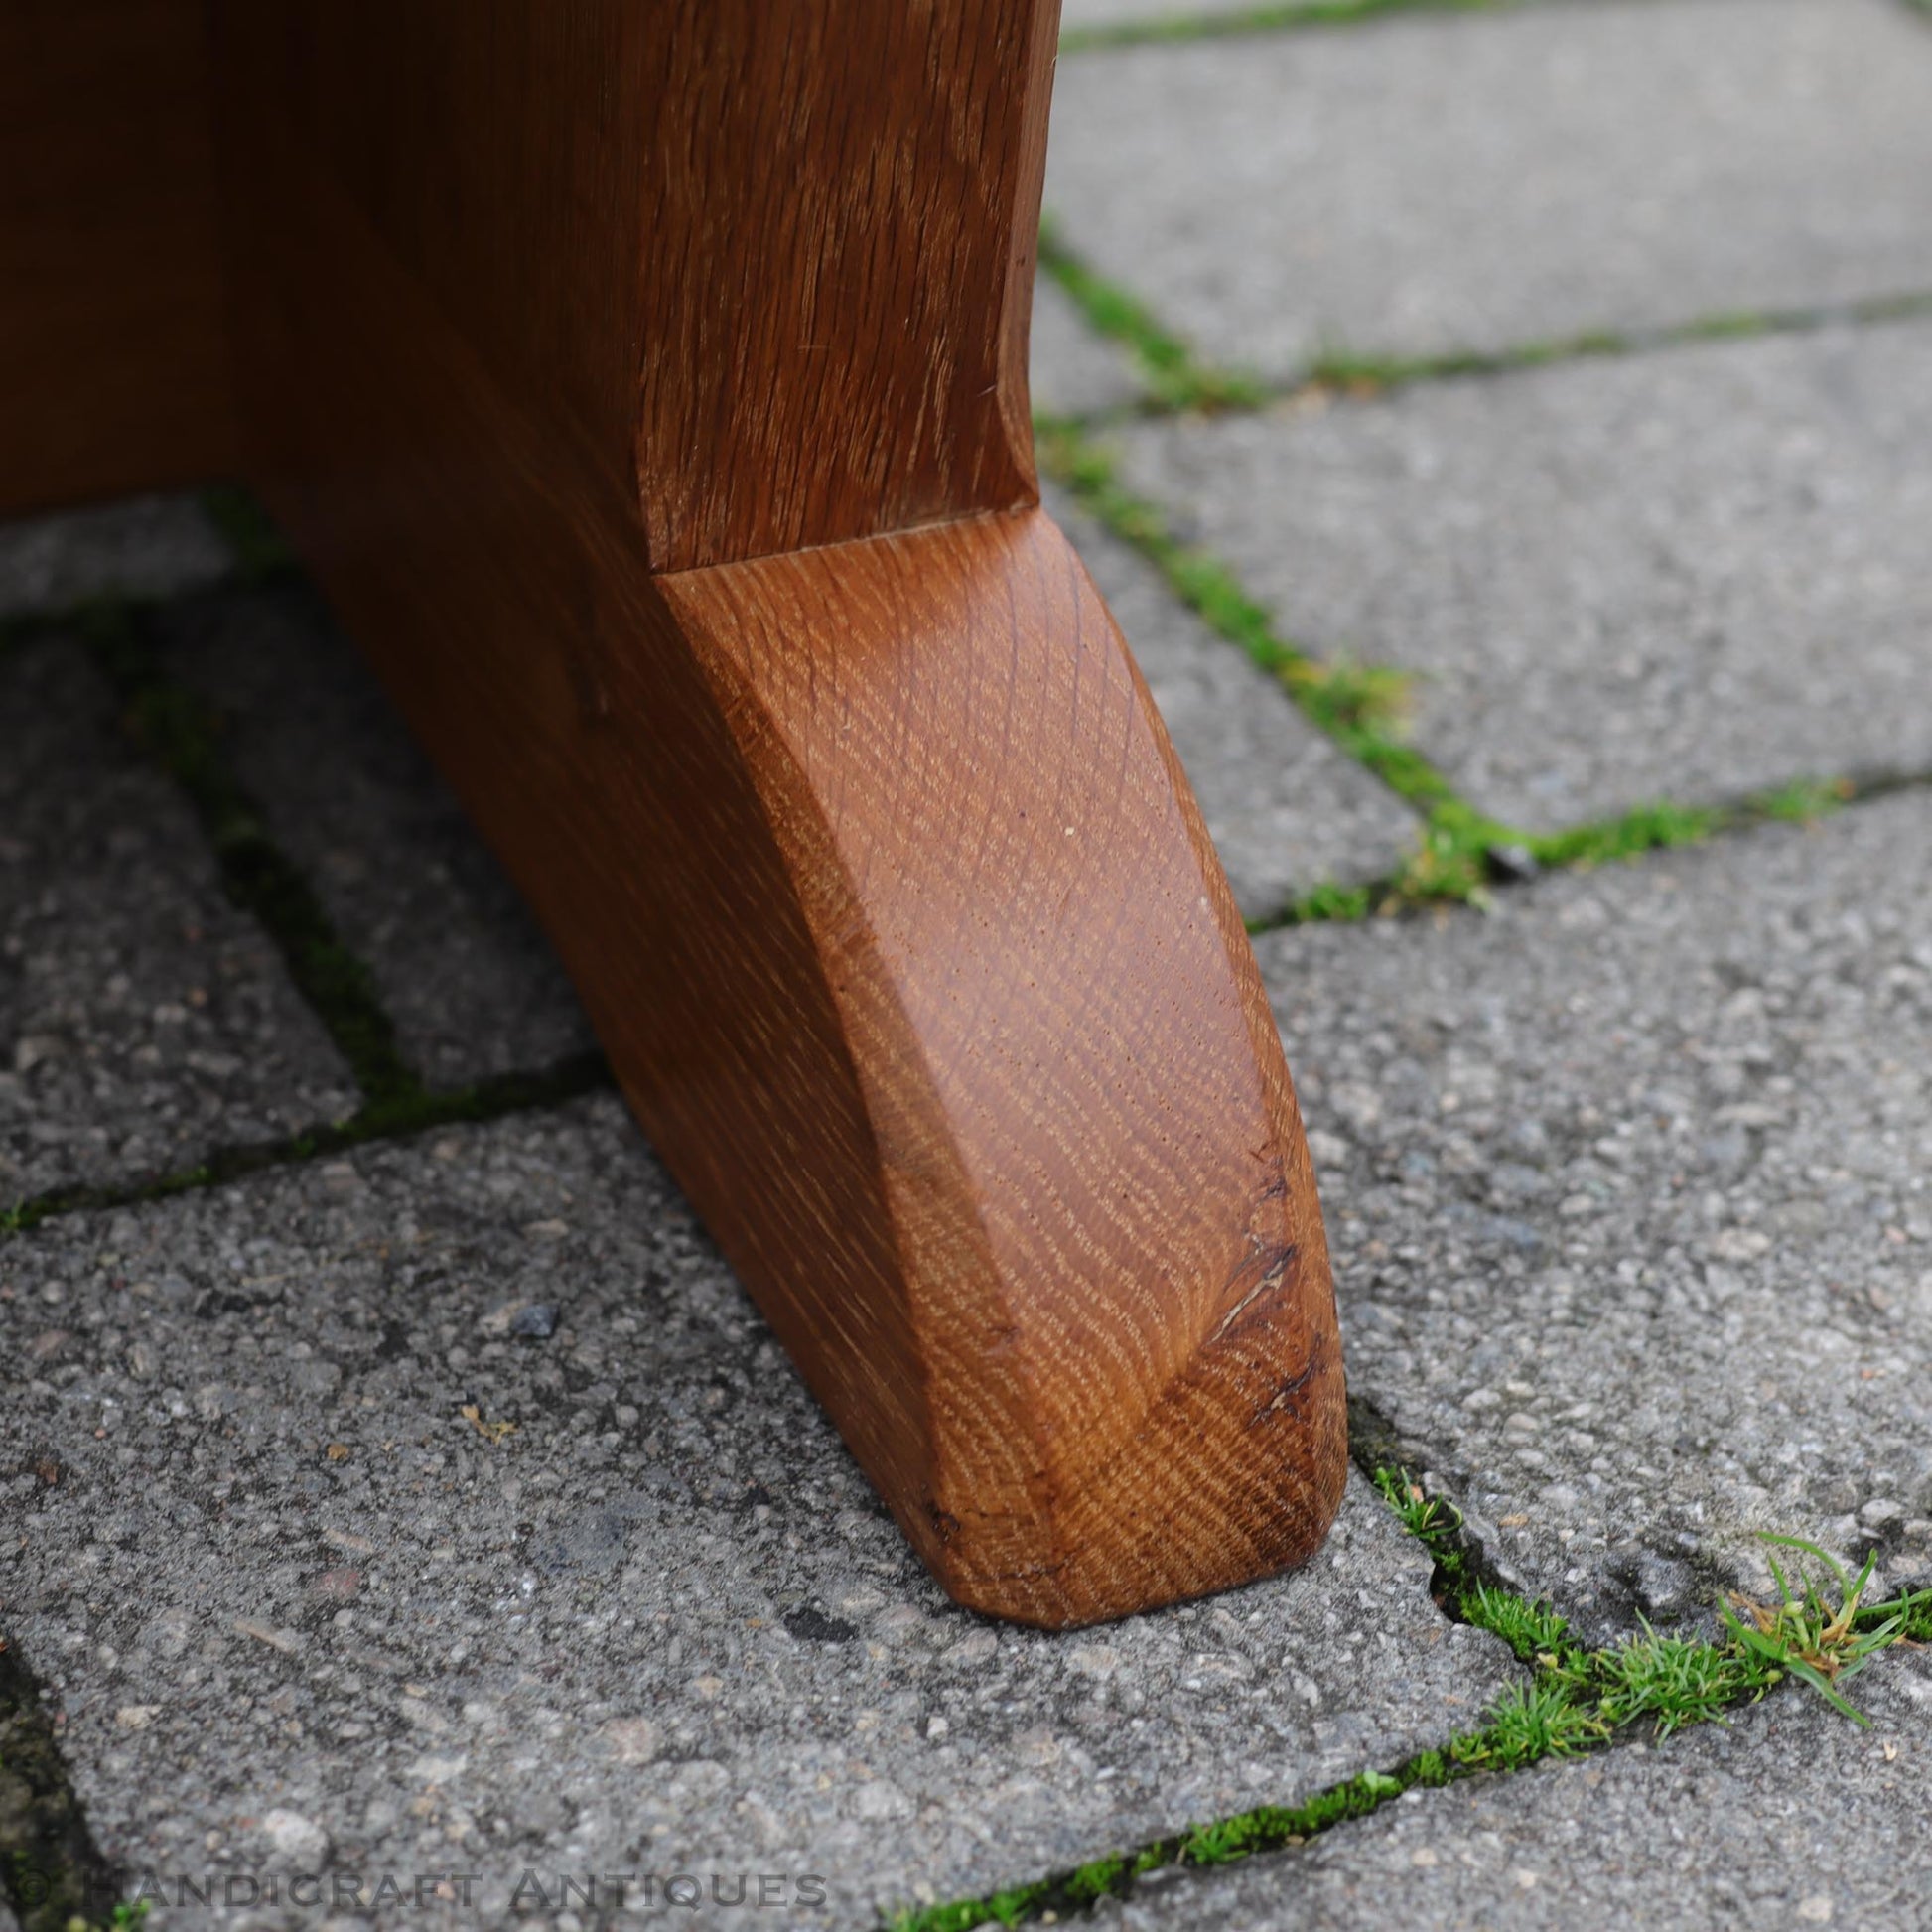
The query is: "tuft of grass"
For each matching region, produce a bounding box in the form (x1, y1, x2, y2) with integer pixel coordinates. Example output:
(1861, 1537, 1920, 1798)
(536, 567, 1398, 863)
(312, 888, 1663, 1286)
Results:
(1720, 1535, 1927, 1727)
(1460, 1582, 1569, 1664)
(1577, 1622, 1769, 1740)
(1371, 1463, 1457, 1547)
(1369, 1467, 1567, 1658)
(1755, 775, 1853, 822)
(1449, 1680, 1606, 1770)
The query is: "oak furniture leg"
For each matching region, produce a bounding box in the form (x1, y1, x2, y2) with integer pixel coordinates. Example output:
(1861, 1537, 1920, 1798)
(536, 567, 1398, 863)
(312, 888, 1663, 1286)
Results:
(5, 0, 1347, 1625)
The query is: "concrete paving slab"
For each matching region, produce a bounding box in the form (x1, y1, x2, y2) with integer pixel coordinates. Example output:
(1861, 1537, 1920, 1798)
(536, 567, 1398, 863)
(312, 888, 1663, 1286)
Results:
(1031, 275, 1145, 417)
(1060, 0, 1236, 29)
(155, 585, 596, 1091)
(1096, 1646, 1932, 1929)
(1115, 321, 1932, 830)
(1044, 0, 1932, 381)
(0, 496, 233, 621)
(0, 635, 355, 1208)
(1048, 484, 1418, 913)
(0, 1096, 1518, 1927)
(1257, 790, 1932, 1641)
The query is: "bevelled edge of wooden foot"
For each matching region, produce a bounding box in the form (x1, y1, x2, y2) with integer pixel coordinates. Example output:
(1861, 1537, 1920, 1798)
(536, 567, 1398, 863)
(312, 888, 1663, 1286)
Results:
(656, 508, 1347, 1625)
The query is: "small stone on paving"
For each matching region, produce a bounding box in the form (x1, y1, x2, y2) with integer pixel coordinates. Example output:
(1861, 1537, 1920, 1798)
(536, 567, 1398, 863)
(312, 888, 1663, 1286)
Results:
(154, 581, 596, 1089)
(1047, 484, 1417, 915)
(0, 635, 355, 1206)
(1259, 791, 1932, 1640)
(1097, 1648, 1932, 1929)
(0, 494, 232, 621)
(0, 1096, 1517, 1926)
(1031, 272, 1144, 417)
(1114, 321, 1932, 829)
(1046, 0, 1932, 379)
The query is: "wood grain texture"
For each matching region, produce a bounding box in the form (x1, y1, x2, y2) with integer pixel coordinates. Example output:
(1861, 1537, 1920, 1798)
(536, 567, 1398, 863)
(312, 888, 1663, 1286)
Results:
(198, 0, 1346, 1622)
(633, 1, 1054, 568)
(219, 0, 1049, 575)
(661, 515, 1346, 1616)
(0, 0, 238, 514)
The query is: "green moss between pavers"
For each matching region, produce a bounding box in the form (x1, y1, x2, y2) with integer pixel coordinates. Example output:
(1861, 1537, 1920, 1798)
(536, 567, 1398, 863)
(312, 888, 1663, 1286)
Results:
(1299, 291, 1932, 406)
(80, 599, 421, 1110)
(1035, 226, 1932, 434)
(887, 1464, 1932, 1932)
(1058, 0, 1512, 55)
(1036, 415, 1881, 930)
(0, 1637, 133, 1932)
(1, 1051, 612, 1240)
(1037, 221, 1267, 413)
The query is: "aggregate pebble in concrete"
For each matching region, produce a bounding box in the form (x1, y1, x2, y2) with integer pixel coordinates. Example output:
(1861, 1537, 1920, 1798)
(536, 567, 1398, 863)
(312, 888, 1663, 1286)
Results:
(1044, 0, 1932, 380)
(1030, 274, 1144, 418)
(1097, 1649, 1932, 1930)
(0, 636, 355, 1206)
(1115, 322, 1932, 829)
(0, 495, 233, 620)
(1258, 791, 1932, 1640)
(155, 584, 596, 1090)
(0, 1097, 1518, 1928)
(1047, 485, 1417, 914)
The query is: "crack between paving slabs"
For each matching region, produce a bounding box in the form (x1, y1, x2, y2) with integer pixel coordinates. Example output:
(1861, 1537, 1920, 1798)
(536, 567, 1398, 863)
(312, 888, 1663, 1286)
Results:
(5, 552, 619, 1240)
(1, 546, 610, 1926)
(0, 1634, 133, 1932)
(1039, 220, 1932, 427)
(83, 591, 422, 1111)
(1035, 407, 1932, 918)
(1057, 0, 1574, 58)
(887, 1394, 1932, 1932)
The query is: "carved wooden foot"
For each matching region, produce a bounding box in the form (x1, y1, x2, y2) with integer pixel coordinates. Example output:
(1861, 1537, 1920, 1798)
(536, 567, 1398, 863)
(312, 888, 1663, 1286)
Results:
(2, 0, 1347, 1624)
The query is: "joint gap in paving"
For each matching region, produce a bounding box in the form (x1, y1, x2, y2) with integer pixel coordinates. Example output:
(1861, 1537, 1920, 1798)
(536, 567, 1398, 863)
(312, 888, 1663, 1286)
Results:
(1, 1048, 613, 1239)
(1057, 0, 1546, 57)
(1041, 410, 1932, 918)
(1242, 764, 1932, 934)
(895, 1432, 1932, 1932)
(1037, 213, 1932, 429)
(0, 1638, 123, 1932)
(84, 597, 423, 1113)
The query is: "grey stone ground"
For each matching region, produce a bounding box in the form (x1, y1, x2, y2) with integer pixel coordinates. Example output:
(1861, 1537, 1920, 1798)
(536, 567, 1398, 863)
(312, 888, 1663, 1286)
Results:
(1101, 1646, 1932, 1929)
(1044, 485, 1419, 912)
(0, 637, 353, 1204)
(1113, 322, 1932, 829)
(7, 1, 1932, 1927)
(1045, 0, 1932, 381)
(0, 1099, 1516, 1928)
(1262, 792, 1932, 1640)
(152, 587, 594, 1091)
(0, 497, 230, 621)
(1029, 278, 1144, 419)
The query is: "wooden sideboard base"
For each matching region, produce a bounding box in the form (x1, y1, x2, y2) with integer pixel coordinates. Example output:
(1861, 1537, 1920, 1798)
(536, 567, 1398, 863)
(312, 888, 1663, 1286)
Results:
(0, 0, 1349, 1623)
